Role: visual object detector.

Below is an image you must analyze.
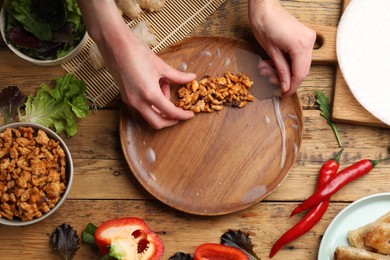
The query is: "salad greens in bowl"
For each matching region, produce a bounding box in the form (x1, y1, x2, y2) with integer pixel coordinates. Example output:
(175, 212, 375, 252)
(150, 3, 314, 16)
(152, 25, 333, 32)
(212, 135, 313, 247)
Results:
(0, 0, 87, 66)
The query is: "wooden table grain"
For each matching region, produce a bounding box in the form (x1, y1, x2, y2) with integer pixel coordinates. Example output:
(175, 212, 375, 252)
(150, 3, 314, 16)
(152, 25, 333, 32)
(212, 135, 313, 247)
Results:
(1, 1, 390, 259)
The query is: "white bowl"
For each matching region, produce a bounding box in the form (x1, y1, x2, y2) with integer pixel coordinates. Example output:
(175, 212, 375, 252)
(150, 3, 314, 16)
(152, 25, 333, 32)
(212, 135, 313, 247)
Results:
(0, 122, 74, 226)
(0, 7, 88, 66)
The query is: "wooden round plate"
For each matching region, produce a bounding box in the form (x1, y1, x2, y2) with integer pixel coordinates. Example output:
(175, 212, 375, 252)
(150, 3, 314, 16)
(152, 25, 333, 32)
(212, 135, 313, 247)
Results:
(120, 36, 303, 216)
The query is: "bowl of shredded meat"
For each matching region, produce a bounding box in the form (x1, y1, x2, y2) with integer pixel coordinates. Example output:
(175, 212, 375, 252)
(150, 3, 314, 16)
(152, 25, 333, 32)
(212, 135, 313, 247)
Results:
(0, 122, 74, 226)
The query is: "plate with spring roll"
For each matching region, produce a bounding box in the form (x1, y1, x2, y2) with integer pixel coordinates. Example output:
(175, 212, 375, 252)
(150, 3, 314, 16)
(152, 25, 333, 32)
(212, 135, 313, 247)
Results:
(318, 192, 390, 260)
(119, 36, 303, 216)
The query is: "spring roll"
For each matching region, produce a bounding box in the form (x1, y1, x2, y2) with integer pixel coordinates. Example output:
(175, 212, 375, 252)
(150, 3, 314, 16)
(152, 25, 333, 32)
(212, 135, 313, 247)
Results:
(348, 212, 390, 250)
(364, 223, 390, 255)
(334, 246, 390, 260)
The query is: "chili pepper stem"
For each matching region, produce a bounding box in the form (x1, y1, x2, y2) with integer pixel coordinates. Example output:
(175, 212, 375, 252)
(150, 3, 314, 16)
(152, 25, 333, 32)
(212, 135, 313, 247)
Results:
(371, 157, 390, 167)
(333, 148, 344, 162)
(331, 124, 343, 148)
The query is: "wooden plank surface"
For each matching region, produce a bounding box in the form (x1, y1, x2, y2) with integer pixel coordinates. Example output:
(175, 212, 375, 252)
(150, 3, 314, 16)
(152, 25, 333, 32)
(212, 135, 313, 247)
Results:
(1, 0, 390, 259)
(0, 200, 351, 259)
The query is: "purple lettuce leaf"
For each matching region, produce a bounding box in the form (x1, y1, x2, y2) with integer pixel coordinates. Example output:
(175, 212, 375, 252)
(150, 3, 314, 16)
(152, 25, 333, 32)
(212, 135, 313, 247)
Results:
(0, 86, 27, 124)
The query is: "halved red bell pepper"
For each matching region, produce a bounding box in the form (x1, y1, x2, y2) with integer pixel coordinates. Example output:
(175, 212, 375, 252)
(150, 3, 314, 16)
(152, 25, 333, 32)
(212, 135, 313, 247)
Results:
(94, 217, 164, 260)
(193, 243, 249, 260)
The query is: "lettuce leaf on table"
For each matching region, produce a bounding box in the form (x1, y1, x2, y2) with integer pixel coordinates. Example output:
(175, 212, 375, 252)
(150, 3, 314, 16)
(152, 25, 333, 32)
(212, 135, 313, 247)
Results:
(221, 230, 260, 260)
(18, 73, 89, 137)
(51, 223, 80, 260)
(0, 86, 26, 124)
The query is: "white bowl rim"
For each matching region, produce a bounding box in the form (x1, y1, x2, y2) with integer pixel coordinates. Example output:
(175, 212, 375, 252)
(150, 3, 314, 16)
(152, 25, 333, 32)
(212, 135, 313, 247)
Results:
(0, 122, 74, 226)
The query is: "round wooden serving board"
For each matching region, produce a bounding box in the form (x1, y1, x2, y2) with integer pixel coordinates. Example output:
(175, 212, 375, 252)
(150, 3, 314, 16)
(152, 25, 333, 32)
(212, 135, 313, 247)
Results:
(120, 37, 303, 216)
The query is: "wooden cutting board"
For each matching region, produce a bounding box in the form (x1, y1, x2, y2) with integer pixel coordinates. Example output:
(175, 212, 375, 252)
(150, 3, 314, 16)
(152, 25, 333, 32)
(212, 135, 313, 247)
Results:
(329, 0, 388, 127)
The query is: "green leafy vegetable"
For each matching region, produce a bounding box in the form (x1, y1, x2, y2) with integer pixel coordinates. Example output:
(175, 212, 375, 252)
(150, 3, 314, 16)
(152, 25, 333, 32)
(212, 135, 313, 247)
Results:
(82, 223, 98, 250)
(9, 0, 53, 41)
(65, 0, 84, 33)
(37, 0, 68, 30)
(82, 223, 115, 260)
(0, 86, 26, 125)
(50, 223, 80, 260)
(221, 230, 260, 260)
(315, 90, 343, 147)
(18, 73, 89, 137)
(4, 0, 86, 60)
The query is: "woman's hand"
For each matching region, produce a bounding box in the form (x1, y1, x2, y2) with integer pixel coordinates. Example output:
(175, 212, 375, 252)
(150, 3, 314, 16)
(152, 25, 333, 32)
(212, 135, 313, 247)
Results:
(248, 0, 316, 97)
(101, 32, 197, 129)
(77, 0, 196, 129)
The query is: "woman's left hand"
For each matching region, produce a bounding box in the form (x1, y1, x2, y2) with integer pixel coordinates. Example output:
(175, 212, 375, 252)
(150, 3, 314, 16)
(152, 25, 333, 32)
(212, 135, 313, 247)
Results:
(248, 0, 316, 97)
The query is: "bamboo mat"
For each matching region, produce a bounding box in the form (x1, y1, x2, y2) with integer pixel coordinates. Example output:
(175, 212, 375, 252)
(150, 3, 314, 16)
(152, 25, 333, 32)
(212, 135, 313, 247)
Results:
(62, 0, 226, 108)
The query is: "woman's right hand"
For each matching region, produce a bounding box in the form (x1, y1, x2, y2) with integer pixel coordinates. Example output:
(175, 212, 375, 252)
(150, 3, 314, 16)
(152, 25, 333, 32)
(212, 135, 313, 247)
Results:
(77, 0, 196, 129)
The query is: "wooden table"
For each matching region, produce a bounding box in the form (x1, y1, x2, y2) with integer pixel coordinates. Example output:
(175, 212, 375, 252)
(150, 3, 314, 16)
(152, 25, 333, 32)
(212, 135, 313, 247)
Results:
(1, 0, 389, 259)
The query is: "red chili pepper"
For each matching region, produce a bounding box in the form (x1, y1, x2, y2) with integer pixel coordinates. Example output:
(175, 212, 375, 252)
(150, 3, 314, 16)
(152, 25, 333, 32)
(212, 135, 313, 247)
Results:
(269, 149, 343, 258)
(291, 157, 388, 216)
(94, 217, 164, 260)
(193, 243, 249, 260)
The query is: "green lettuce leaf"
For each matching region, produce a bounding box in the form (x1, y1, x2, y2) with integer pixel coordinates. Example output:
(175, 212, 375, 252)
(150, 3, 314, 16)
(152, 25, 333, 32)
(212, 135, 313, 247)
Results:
(18, 73, 89, 137)
(82, 223, 97, 248)
(8, 0, 53, 41)
(65, 0, 85, 34)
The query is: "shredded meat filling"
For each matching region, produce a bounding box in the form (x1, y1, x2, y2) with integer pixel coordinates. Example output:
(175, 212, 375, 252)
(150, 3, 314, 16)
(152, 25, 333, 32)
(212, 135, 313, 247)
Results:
(0, 127, 67, 221)
(176, 72, 255, 113)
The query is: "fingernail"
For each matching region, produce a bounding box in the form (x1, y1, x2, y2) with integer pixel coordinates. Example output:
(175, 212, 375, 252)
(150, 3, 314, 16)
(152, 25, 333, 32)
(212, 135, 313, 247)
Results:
(281, 82, 288, 92)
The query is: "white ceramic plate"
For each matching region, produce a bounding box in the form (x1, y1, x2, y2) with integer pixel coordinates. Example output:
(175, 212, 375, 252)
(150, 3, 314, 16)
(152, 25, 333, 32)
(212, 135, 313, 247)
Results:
(337, 0, 390, 125)
(318, 192, 390, 260)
